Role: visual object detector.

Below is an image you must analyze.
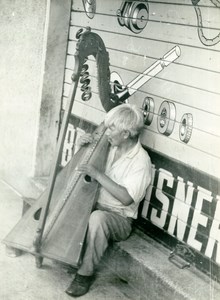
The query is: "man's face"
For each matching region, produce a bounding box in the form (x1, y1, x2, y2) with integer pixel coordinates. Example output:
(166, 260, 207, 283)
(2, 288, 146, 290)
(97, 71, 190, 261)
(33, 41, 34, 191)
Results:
(105, 124, 126, 147)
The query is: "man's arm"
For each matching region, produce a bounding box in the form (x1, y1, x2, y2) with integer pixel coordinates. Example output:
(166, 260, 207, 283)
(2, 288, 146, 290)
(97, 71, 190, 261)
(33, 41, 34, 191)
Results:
(77, 164, 134, 206)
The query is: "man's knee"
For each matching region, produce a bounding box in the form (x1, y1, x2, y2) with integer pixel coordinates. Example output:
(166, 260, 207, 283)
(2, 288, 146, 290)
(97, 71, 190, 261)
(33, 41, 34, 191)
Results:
(89, 210, 107, 229)
(88, 210, 109, 238)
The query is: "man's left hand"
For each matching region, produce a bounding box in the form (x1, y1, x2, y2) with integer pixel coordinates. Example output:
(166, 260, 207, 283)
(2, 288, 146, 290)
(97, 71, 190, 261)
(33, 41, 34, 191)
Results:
(77, 164, 101, 181)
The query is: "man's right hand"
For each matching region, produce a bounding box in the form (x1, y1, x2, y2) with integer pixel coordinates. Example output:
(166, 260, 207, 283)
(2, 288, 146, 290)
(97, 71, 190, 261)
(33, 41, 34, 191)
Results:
(77, 133, 94, 147)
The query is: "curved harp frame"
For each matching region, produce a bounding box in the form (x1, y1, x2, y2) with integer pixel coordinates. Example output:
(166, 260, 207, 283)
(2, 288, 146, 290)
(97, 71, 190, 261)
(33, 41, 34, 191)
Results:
(34, 27, 115, 252)
(3, 27, 117, 267)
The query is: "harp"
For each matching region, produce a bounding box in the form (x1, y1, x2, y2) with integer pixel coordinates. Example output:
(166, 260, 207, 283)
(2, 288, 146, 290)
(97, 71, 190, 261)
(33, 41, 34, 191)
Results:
(3, 27, 118, 268)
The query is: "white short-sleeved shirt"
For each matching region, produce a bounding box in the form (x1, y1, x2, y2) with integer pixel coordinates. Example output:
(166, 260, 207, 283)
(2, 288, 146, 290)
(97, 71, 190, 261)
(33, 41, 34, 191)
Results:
(97, 140, 151, 219)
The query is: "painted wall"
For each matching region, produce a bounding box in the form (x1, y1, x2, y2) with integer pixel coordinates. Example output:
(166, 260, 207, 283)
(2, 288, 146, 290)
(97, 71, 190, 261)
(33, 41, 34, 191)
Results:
(61, 0, 220, 277)
(0, 1, 71, 197)
(64, 0, 220, 177)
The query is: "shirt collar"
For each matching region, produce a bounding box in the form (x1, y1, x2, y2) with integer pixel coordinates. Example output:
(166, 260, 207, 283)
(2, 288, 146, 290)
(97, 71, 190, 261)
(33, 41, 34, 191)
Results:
(120, 139, 141, 159)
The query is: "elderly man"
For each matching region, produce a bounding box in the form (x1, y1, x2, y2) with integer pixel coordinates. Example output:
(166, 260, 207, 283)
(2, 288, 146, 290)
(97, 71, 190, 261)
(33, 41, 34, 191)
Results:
(66, 104, 152, 297)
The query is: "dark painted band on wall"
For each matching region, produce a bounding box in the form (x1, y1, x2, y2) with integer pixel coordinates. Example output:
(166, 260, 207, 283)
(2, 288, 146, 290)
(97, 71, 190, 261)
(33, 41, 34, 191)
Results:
(63, 115, 220, 279)
(140, 146, 220, 280)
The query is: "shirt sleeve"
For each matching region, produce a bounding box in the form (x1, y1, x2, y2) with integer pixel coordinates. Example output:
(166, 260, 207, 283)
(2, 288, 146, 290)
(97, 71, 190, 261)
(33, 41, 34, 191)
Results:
(122, 158, 152, 203)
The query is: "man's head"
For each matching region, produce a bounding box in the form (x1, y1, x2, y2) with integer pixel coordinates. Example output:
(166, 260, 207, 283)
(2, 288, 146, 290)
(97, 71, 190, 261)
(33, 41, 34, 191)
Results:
(104, 104, 144, 146)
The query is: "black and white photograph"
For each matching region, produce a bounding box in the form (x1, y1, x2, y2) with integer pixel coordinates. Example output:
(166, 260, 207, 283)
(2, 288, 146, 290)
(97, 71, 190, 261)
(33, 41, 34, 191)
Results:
(0, 0, 220, 299)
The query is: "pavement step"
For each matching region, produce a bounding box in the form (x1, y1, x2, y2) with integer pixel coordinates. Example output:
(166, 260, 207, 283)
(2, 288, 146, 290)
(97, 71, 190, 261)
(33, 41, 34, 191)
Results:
(1, 179, 220, 299)
(104, 229, 220, 300)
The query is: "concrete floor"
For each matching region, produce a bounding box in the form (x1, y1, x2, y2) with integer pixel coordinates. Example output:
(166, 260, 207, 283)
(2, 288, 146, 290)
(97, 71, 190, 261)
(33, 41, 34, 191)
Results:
(0, 180, 138, 300)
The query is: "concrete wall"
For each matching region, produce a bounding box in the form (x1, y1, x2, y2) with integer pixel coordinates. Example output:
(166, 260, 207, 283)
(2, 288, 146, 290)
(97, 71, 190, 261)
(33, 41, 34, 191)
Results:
(0, 0, 71, 197)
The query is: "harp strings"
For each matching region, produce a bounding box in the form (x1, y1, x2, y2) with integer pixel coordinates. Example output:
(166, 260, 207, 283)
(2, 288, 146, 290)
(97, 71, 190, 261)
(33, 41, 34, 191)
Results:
(42, 125, 106, 241)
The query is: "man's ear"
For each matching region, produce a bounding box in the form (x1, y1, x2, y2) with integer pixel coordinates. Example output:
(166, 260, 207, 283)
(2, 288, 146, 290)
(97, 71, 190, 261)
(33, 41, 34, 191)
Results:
(123, 130, 130, 139)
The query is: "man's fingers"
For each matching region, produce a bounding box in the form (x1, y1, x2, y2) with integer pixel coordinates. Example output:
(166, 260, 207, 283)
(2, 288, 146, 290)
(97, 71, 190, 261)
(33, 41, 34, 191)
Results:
(77, 165, 89, 172)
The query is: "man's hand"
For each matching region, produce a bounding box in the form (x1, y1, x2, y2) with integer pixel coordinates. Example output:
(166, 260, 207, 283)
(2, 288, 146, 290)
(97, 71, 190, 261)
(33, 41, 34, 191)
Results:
(77, 163, 134, 206)
(77, 133, 93, 147)
(77, 164, 101, 181)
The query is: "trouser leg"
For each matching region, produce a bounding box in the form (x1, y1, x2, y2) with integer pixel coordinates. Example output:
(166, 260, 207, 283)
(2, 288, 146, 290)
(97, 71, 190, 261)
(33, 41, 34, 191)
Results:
(77, 210, 132, 276)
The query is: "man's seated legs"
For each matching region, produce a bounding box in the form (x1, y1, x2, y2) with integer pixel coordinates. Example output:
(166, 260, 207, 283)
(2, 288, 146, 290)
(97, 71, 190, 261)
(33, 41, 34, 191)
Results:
(65, 209, 132, 297)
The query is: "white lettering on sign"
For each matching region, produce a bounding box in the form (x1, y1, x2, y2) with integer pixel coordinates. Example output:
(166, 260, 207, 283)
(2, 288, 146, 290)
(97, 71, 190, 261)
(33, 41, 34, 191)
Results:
(187, 187, 212, 251)
(168, 178, 194, 240)
(74, 128, 86, 154)
(141, 167, 220, 265)
(150, 169, 174, 228)
(61, 124, 75, 167)
(61, 126, 86, 167)
(205, 196, 220, 263)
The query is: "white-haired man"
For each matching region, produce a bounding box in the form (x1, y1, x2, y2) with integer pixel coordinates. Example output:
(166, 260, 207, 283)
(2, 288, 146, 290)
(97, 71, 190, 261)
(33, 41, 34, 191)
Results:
(66, 104, 152, 297)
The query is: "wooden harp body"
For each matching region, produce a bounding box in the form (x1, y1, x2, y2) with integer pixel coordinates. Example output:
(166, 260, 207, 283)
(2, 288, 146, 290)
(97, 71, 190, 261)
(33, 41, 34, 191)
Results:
(3, 27, 117, 267)
(3, 124, 109, 266)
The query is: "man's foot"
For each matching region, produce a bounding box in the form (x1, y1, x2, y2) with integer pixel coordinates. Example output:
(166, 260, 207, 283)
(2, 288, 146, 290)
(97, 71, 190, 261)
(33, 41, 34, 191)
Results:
(65, 273, 94, 297)
(66, 265, 77, 274)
